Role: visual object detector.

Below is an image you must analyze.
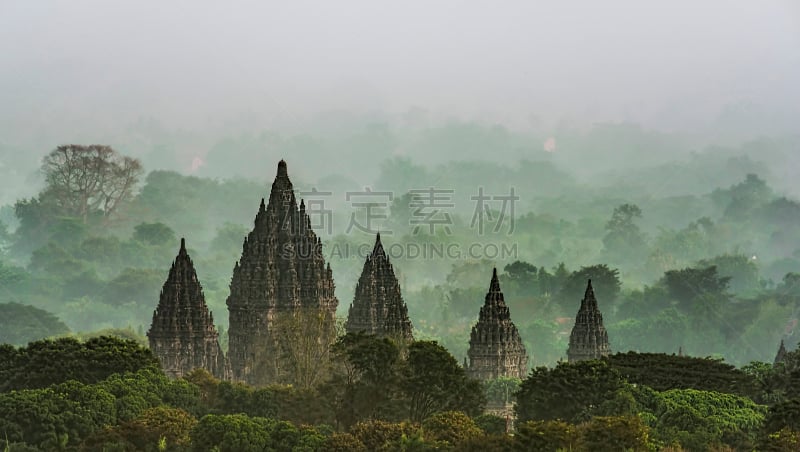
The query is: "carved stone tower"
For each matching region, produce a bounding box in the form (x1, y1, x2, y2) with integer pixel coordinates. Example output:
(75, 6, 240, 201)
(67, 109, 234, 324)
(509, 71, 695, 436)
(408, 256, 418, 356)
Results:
(466, 268, 528, 380)
(345, 233, 413, 341)
(774, 339, 788, 366)
(567, 279, 611, 363)
(226, 160, 338, 385)
(148, 238, 228, 380)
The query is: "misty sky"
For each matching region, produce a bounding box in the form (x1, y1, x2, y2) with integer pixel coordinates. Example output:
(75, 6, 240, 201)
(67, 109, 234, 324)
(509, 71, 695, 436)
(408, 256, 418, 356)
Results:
(1, 1, 798, 135)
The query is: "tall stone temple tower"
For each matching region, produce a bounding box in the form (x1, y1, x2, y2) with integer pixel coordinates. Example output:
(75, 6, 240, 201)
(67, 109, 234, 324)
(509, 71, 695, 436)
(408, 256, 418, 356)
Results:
(148, 238, 228, 380)
(465, 268, 529, 380)
(345, 233, 414, 341)
(774, 339, 788, 366)
(226, 160, 338, 385)
(567, 279, 611, 363)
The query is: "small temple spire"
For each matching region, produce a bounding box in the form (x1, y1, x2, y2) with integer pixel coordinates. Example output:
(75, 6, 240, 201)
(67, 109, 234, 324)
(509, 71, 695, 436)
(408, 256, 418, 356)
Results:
(148, 239, 228, 380)
(465, 268, 528, 381)
(774, 339, 788, 366)
(277, 159, 288, 177)
(567, 278, 610, 363)
(489, 267, 501, 293)
(345, 233, 413, 341)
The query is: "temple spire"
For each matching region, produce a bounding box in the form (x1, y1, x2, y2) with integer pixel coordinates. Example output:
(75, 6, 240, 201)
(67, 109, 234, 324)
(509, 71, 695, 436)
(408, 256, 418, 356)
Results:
(567, 279, 611, 363)
(774, 339, 788, 366)
(226, 160, 338, 385)
(148, 239, 228, 380)
(466, 268, 528, 381)
(489, 267, 502, 294)
(345, 233, 413, 341)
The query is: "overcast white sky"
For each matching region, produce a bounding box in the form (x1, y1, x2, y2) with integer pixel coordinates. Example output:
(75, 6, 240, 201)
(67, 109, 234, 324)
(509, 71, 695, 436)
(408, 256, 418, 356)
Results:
(1, 1, 798, 131)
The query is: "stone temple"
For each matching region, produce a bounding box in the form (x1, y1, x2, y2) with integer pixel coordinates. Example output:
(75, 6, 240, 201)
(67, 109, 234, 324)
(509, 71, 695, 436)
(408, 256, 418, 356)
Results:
(345, 233, 414, 341)
(567, 279, 611, 363)
(774, 339, 788, 366)
(226, 160, 338, 385)
(465, 268, 529, 380)
(148, 238, 228, 379)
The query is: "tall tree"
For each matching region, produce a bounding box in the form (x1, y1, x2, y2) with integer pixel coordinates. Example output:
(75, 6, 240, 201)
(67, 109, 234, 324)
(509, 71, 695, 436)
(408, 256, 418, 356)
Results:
(603, 204, 648, 263)
(254, 308, 339, 389)
(516, 360, 629, 423)
(325, 332, 403, 428)
(40, 144, 143, 224)
(662, 265, 730, 311)
(0, 302, 70, 346)
(403, 341, 485, 422)
(557, 264, 622, 310)
(697, 253, 761, 295)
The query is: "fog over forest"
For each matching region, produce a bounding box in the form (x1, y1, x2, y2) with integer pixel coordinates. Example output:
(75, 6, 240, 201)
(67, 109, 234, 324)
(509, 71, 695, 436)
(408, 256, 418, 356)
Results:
(1, 1, 799, 199)
(3, 2, 800, 451)
(2, 0, 800, 360)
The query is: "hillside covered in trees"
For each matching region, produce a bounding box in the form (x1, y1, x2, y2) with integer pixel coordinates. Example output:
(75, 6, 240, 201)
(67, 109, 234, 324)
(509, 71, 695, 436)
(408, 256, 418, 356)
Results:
(1, 140, 800, 450)
(2, 140, 799, 366)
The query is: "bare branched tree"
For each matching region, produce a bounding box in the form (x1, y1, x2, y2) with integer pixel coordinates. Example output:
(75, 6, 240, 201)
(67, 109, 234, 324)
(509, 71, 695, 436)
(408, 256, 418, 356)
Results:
(41, 144, 143, 224)
(254, 308, 342, 389)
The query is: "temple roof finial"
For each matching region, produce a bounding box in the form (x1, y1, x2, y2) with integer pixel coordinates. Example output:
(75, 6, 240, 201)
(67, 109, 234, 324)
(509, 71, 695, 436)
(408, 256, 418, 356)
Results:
(775, 339, 788, 366)
(277, 159, 288, 177)
(373, 233, 384, 253)
(489, 267, 501, 293)
(179, 238, 187, 254)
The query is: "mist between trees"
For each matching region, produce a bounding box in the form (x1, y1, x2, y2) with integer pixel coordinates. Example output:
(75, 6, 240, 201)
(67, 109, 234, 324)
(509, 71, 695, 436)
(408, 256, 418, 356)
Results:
(0, 129, 799, 451)
(1, 135, 800, 369)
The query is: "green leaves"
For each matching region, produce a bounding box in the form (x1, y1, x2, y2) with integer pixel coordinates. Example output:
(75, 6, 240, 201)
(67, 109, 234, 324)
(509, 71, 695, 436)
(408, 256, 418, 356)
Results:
(604, 352, 757, 397)
(0, 302, 69, 346)
(639, 387, 766, 450)
(133, 223, 177, 247)
(0, 336, 158, 392)
(189, 415, 323, 452)
(404, 341, 485, 422)
(516, 360, 628, 423)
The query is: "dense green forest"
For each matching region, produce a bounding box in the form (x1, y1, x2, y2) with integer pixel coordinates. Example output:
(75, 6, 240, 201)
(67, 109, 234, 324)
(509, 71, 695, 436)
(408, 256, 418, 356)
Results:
(1, 336, 800, 450)
(1, 128, 800, 450)
(2, 1, 798, 449)
(2, 132, 799, 366)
